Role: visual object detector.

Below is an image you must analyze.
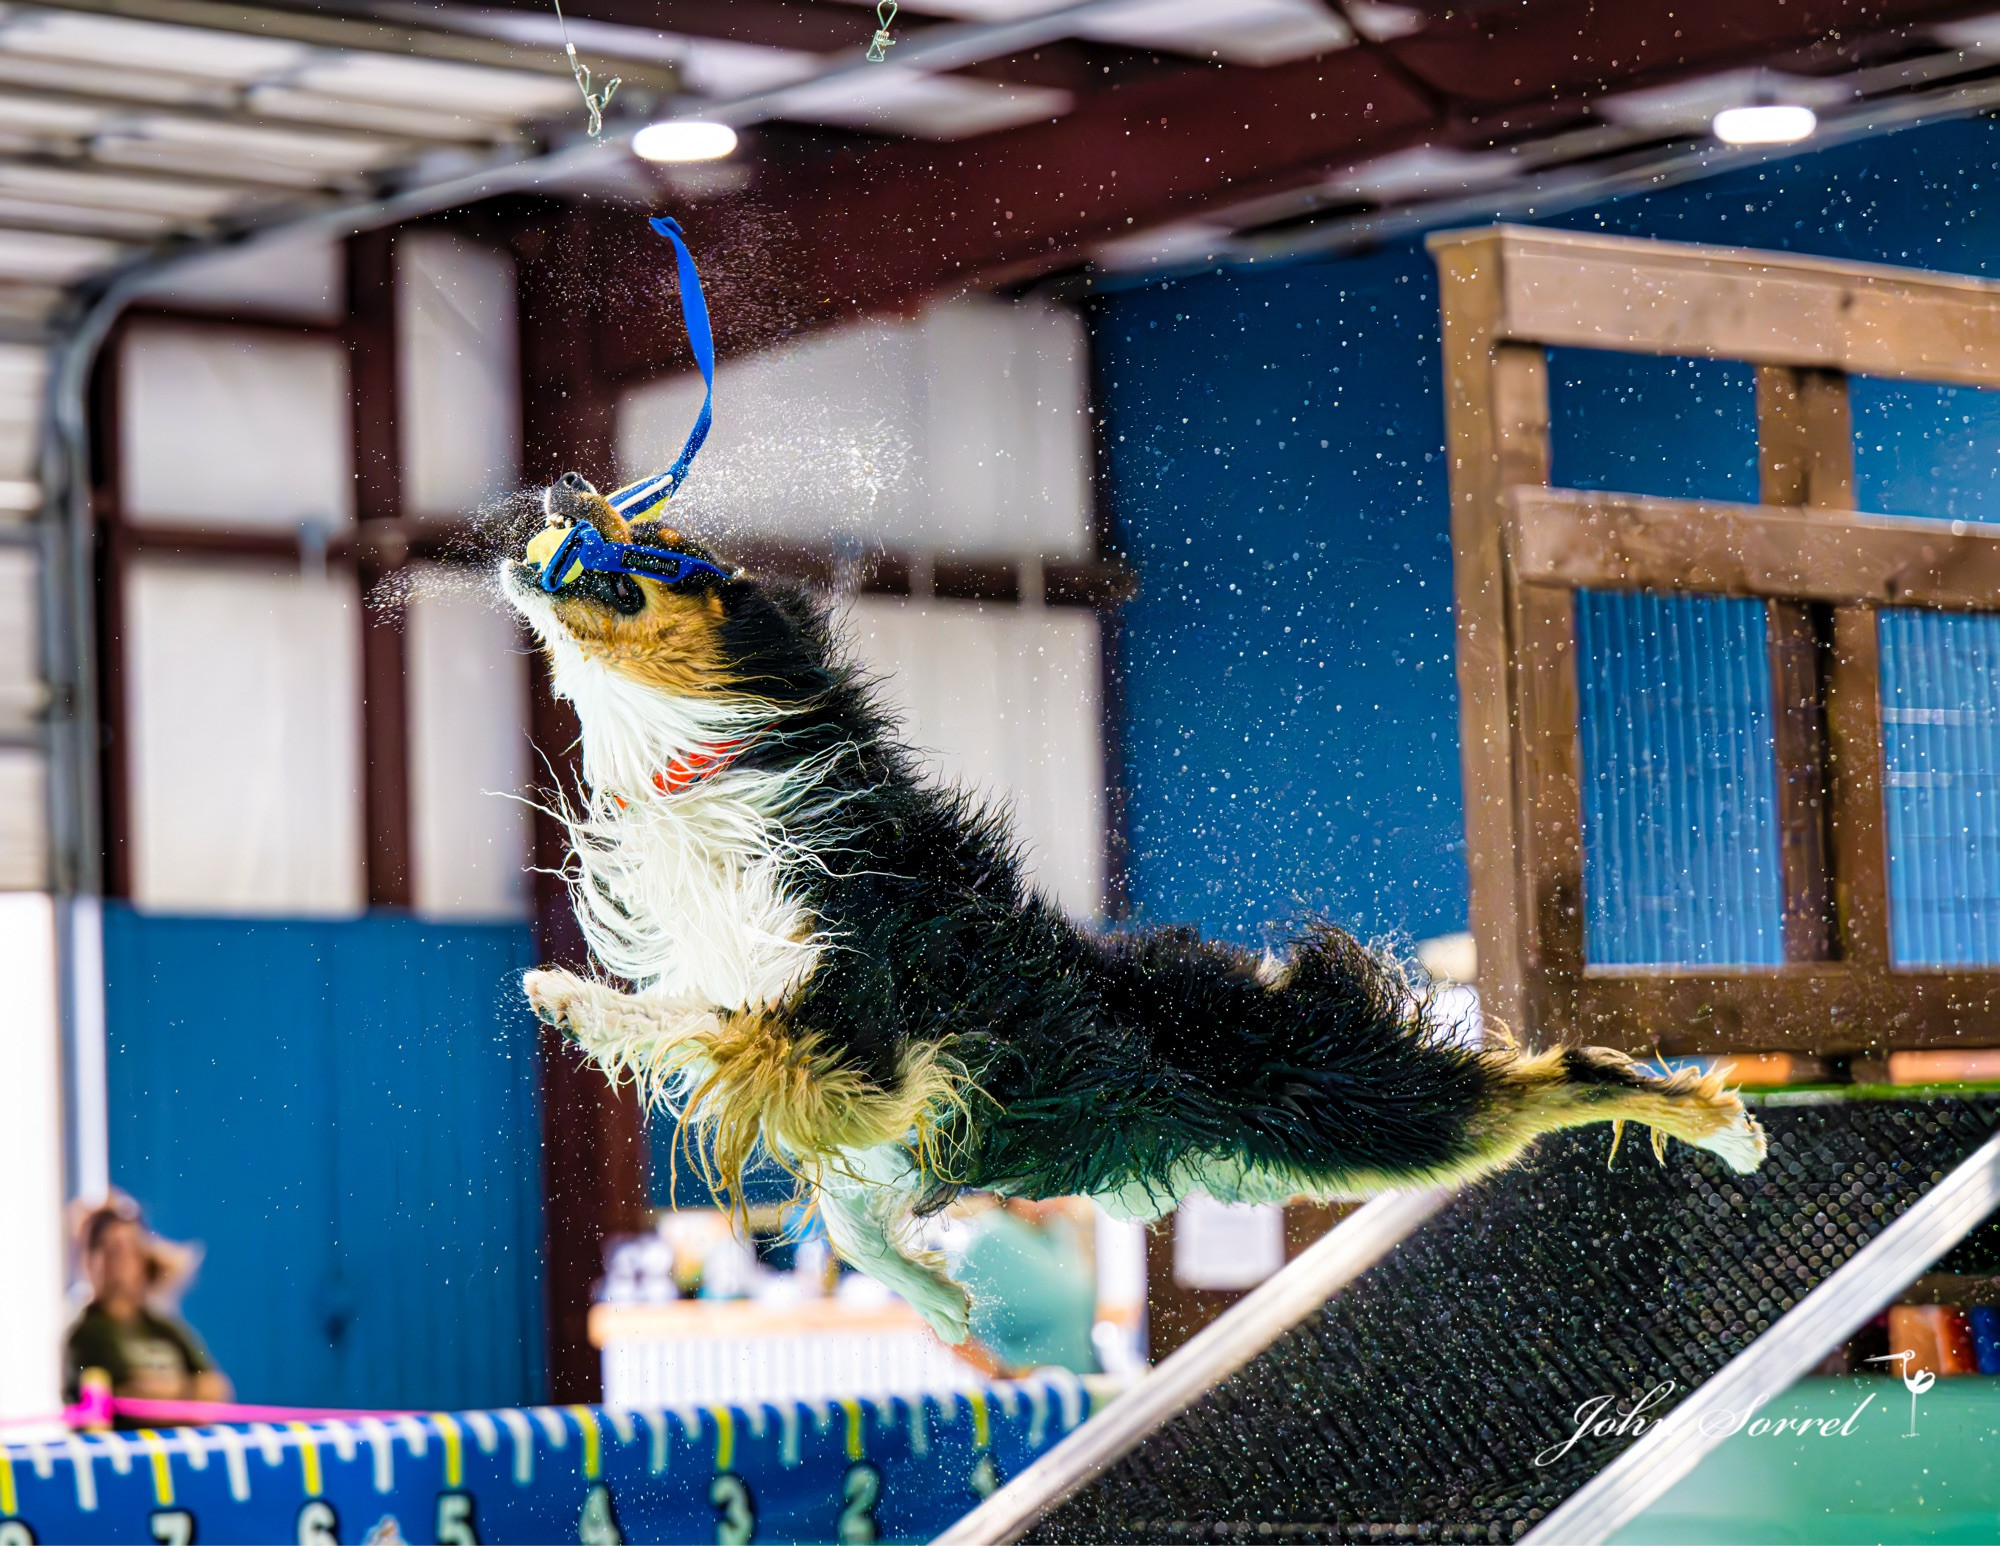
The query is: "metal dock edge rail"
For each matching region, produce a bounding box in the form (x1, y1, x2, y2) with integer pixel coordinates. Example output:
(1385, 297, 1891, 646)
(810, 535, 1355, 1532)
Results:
(933, 1186, 1459, 1546)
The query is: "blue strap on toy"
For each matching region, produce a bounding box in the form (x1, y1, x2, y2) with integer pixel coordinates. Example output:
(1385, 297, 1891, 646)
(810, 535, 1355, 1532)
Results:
(608, 216, 715, 519)
(536, 521, 728, 593)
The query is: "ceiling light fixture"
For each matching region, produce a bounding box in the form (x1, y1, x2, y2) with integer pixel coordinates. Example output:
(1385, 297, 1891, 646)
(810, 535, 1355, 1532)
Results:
(1712, 103, 1816, 145)
(632, 120, 737, 162)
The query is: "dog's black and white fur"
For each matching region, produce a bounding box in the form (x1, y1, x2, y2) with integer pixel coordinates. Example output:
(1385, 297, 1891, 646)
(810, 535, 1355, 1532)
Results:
(502, 475, 1766, 1343)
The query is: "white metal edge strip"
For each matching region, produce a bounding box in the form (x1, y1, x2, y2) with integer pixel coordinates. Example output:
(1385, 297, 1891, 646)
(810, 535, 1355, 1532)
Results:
(1526, 1128, 2000, 1546)
(932, 1184, 1458, 1546)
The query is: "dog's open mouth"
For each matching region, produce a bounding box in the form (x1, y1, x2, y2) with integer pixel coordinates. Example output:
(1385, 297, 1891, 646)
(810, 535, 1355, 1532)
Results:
(524, 522, 583, 586)
(518, 526, 646, 615)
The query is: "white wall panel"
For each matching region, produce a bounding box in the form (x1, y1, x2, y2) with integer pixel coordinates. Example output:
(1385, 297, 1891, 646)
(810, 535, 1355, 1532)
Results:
(125, 561, 364, 915)
(120, 324, 353, 533)
(0, 747, 46, 890)
(0, 891, 63, 1425)
(398, 235, 520, 519)
(0, 342, 46, 483)
(843, 596, 1103, 920)
(137, 236, 344, 322)
(0, 545, 40, 731)
(920, 299, 1091, 546)
(406, 570, 531, 919)
(618, 295, 1092, 556)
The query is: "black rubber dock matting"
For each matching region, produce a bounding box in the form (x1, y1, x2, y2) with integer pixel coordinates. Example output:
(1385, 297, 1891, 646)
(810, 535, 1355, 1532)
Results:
(1030, 1096, 2000, 1544)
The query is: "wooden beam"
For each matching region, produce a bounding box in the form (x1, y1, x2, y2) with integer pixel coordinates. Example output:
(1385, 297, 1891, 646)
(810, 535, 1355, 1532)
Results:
(1825, 604, 1893, 970)
(1433, 235, 1557, 1040)
(1428, 224, 2000, 388)
(1507, 488, 2000, 611)
(1575, 967, 2000, 1056)
(1756, 365, 1852, 967)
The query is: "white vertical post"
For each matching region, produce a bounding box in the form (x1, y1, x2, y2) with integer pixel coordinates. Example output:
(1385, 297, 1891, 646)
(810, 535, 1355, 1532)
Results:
(65, 890, 107, 1202)
(0, 891, 69, 1426)
(1092, 1206, 1149, 1380)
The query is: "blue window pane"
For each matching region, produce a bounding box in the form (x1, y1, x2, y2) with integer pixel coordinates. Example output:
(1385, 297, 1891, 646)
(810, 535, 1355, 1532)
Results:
(1552, 351, 1779, 966)
(1880, 609, 2000, 966)
(1576, 591, 1785, 966)
(1549, 349, 1759, 502)
(1852, 378, 2000, 524)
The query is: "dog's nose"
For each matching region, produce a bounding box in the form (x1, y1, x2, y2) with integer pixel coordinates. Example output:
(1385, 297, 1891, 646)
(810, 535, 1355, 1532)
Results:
(541, 472, 602, 527)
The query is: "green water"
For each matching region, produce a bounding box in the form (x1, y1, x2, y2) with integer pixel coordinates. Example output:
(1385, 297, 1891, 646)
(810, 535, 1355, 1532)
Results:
(1612, 1377, 2000, 1543)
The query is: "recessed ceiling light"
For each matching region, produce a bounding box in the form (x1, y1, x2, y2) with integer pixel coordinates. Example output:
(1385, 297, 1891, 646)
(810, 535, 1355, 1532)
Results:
(632, 120, 737, 163)
(1712, 104, 1816, 145)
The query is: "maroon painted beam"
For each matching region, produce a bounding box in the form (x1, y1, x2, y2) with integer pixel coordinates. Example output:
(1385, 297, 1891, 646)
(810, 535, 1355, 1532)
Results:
(506, 204, 654, 1404)
(575, 0, 1997, 381)
(346, 229, 414, 911)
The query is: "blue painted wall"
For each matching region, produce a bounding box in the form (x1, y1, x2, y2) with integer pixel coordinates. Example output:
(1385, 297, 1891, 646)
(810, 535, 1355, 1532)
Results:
(1095, 114, 2000, 965)
(105, 908, 546, 1409)
(1094, 248, 1462, 948)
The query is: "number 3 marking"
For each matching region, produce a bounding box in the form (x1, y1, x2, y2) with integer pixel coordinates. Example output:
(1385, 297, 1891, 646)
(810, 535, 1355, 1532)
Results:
(710, 1472, 755, 1545)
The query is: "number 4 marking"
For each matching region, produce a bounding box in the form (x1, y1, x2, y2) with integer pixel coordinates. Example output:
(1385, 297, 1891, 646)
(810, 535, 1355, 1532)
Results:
(149, 1514, 194, 1546)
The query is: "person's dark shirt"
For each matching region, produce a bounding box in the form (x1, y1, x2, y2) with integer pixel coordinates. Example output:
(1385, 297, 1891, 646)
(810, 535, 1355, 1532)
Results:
(64, 1302, 213, 1411)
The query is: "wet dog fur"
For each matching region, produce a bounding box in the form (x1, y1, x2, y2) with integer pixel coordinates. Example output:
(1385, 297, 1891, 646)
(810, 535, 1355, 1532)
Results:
(499, 476, 1767, 1342)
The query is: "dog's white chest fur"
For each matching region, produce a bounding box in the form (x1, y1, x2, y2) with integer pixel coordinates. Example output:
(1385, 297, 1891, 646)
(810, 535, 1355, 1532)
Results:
(544, 638, 824, 1011)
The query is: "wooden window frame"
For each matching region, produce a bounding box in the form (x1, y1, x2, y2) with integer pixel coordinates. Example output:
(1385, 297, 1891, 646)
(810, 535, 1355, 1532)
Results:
(1430, 224, 2000, 1057)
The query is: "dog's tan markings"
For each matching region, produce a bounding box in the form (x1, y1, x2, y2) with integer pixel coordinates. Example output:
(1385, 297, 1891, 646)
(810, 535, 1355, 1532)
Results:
(674, 1015, 970, 1207)
(527, 963, 969, 1208)
(554, 583, 733, 697)
(533, 499, 739, 697)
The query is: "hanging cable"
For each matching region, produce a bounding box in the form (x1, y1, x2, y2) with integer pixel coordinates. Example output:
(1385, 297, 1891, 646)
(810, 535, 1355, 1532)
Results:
(552, 0, 620, 137)
(866, 0, 899, 62)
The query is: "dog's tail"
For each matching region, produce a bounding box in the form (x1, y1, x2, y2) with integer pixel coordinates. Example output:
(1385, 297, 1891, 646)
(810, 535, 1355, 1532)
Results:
(1134, 926, 1766, 1203)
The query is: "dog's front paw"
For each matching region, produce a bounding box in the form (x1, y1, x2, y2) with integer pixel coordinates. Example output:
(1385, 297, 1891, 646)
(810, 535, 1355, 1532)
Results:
(908, 1275, 973, 1346)
(524, 968, 590, 1033)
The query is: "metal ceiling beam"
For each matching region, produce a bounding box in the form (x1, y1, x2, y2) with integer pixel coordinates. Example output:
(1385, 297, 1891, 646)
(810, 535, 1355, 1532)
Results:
(433, 0, 947, 56)
(12, 0, 682, 91)
(0, 66, 529, 141)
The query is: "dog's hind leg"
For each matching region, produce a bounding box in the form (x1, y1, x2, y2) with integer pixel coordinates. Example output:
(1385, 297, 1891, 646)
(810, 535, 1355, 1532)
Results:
(1437, 1045, 1767, 1184)
(815, 1145, 972, 1345)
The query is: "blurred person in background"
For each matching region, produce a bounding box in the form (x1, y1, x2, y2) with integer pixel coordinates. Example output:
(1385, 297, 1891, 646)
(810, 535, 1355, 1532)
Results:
(955, 1196, 1099, 1376)
(65, 1194, 231, 1416)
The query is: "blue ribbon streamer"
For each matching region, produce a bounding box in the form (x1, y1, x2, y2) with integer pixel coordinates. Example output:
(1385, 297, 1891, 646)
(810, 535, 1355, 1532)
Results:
(609, 215, 715, 517)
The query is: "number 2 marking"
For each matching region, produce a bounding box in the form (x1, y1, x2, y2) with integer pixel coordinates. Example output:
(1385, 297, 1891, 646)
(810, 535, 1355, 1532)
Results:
(838, 1461, 881, 1544)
